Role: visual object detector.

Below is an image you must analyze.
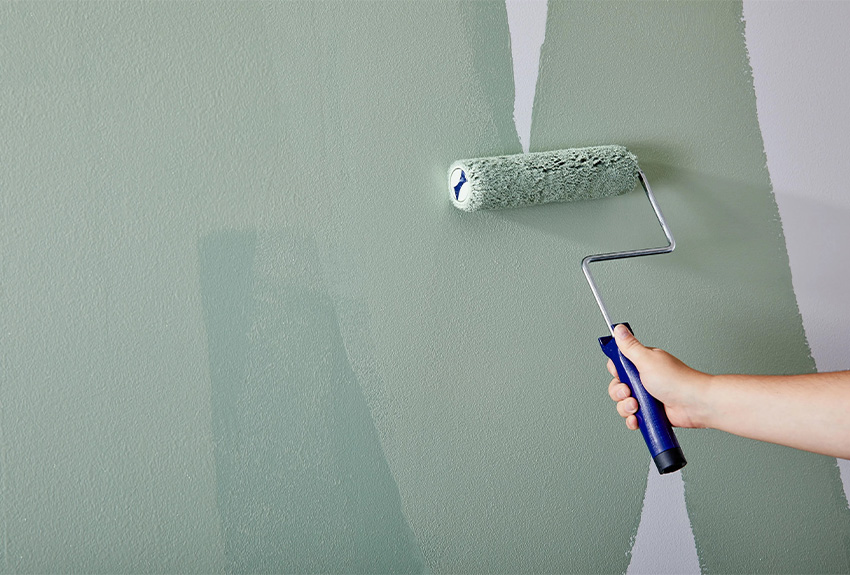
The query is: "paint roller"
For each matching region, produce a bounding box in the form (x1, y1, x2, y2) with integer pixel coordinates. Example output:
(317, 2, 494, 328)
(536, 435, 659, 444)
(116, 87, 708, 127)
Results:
(448, 145, 687, 474)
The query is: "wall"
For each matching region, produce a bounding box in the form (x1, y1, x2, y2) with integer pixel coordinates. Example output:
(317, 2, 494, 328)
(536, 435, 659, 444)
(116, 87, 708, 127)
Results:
(743, 1, 850, 495)
(0, 2, 847, 573)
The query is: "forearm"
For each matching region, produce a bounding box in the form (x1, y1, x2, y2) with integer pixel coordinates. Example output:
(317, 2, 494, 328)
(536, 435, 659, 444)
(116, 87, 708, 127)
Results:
(701, 371, 850, 459)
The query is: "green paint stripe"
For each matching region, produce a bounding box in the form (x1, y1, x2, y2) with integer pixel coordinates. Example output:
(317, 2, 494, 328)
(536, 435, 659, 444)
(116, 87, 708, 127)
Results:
(532, 2, 850, 572)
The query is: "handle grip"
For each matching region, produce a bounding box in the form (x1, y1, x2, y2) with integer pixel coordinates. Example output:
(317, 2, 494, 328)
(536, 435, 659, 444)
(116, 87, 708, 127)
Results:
(600, 323, 687, 474)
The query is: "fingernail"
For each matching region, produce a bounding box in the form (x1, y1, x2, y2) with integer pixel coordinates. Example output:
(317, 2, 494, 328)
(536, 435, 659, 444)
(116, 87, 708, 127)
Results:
(614, 324, 630, 338)
(616, 388, 628, 400)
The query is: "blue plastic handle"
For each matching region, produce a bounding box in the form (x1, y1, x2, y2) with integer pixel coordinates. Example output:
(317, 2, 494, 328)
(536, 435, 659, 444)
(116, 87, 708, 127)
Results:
(600, 323, 687, 474)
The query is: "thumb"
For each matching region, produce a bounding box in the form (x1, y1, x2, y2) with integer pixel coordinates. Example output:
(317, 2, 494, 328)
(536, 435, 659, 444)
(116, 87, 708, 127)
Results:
(613, 324, 649, 364)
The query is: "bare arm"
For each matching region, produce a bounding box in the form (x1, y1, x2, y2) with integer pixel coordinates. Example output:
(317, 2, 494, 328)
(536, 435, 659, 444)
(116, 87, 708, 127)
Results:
(607, 323, 850, 459)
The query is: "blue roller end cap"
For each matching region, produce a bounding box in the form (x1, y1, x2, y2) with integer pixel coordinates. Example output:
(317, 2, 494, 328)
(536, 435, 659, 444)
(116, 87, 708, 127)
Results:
(453, 170, 467, 200)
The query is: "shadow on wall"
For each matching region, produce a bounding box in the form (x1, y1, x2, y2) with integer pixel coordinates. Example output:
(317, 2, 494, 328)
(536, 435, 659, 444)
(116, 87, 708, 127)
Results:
(634, 162, 794, 291)
(490, 149, 772, 265)
(494, 157, 791, 291)
(198, 229, 424, 574)
(490, 156, 812, 377)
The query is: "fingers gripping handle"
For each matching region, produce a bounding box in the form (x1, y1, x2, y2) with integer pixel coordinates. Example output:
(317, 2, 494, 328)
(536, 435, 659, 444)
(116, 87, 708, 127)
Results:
(600, 324, 687, 474)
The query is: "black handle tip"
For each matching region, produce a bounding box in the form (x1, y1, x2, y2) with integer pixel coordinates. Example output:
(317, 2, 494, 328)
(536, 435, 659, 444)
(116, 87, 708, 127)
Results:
(654, 447, 687, 474)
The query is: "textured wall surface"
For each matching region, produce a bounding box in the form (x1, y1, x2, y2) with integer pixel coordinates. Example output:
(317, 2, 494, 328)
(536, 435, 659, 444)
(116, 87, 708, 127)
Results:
(531, 3, 850, 573)
(0, 1, 847, 573)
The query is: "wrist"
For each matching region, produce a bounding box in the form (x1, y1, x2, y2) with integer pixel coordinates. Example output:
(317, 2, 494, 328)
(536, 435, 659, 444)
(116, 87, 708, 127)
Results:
(686, 371, 719, 430)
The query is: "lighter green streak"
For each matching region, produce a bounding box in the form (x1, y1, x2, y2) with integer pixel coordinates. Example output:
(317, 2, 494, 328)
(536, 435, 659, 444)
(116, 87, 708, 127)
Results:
(199, 230, 423, 573)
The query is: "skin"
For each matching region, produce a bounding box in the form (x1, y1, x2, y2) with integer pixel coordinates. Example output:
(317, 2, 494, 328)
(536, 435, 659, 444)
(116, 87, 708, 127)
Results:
(607, 323, 850, 460)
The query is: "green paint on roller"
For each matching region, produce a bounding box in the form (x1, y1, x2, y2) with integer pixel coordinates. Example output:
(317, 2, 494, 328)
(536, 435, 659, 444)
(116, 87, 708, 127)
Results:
(449, 145, 638, 211)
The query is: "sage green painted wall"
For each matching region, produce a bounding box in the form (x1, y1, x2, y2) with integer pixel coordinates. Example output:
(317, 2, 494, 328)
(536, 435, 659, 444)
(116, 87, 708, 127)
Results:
(532, 2, 850, 573)
(0, 1, 847, 573)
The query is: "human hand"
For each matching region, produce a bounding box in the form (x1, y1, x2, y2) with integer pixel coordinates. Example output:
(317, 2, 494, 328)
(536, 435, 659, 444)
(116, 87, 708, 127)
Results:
(606, 324, 710, 431)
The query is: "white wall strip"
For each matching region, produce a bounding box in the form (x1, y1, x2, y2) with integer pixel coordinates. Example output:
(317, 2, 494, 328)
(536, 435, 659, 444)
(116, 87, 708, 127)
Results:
(505, 0, 548, 153)
(743, 0, 850, 501)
